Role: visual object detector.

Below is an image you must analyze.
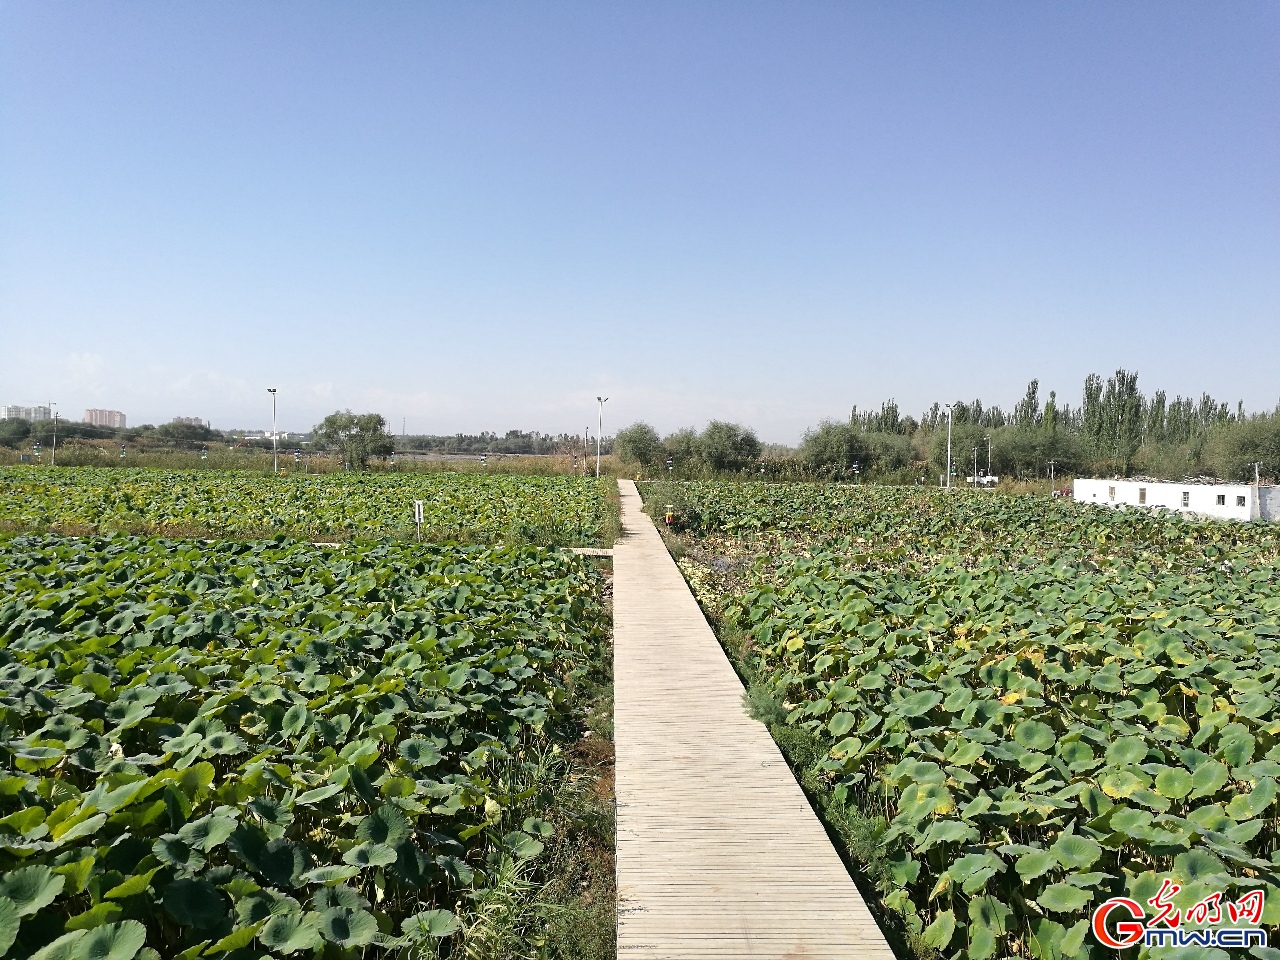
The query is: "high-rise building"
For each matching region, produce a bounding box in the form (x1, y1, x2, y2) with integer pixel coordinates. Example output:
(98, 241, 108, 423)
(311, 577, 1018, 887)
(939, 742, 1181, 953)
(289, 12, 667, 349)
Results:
(2, 405, 51, 422)
(171, 417, 207, 427)
(84, 409, 127, 429)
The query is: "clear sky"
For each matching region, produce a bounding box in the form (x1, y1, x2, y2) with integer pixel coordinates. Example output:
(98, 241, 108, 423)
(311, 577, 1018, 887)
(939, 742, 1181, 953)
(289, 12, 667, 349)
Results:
(2, 3, 1276, 442)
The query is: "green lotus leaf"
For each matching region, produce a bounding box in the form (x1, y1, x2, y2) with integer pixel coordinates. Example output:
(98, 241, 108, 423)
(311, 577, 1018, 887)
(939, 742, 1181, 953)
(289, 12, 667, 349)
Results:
(397, 738, 443, 768)
(1037, 883, 1092, 913)
(294, 783, 343, 806)
(177, 814, 238, 851)
(1100, 769, 1146, 799)
(0, 864, 66, 916)
(1189, 760, 1230, 799)
(281, 704, 310, 737)
(1218, 724, 1257, 767)
(313, 885, 366, 911)
(241, 889, 301, 924)
(1105, 737, 1149, 766)
(921, 909, 955, 949)
(152, 836, 205, 872)
(104, 866, 161, 900)
(522, 817, 554, 838)
(342, 842, 398, 868)
(948, 739, 984, 766)
(204, 732, 247, 756)
(260, 911, 323, 954)
(356, 805, 412, 846)
(918, 819, 977, 851)
(1014, 721, 1055, 751)
(207, 921, 262, 954)
(401, 908, 461, 939)
(318, 907, 378, 947)
(1016, 849, 1056, 880)
(1051, 834, 1101, 871)
(29, 930, 87, 960)
(162, 878, 229, 929)
(1173, 849, 1229, 884)
(70, 920, 146, 960)
(1090, 673, 1123, 694)
(1154, 766, 1194, 799)
(826, 713, 857, 737)
(0, 897, 20, 957)
(897, 691, 942, 718)
(300, 864, 361, 883)
(502, 831, 544, 859)
(65, 902, 123, 932)
(1226, 777, 1278, 820)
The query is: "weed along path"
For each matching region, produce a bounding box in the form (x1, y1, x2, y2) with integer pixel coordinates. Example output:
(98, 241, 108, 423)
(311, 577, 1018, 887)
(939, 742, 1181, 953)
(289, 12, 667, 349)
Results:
(612, 479, 895, 959)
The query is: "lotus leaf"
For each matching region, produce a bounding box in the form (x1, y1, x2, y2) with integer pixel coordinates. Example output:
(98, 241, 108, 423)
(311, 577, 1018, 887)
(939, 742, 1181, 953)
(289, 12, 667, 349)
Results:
(401, 908, 461, 939)
(318, 907, 378, 947)
(0, 864, 66, 916)
(162, 878, 228, 929)
(260, 912, 323, 954)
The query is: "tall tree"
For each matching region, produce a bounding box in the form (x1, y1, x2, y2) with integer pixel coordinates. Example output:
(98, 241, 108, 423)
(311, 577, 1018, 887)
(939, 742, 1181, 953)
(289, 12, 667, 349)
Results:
(313, 411, 394, 470)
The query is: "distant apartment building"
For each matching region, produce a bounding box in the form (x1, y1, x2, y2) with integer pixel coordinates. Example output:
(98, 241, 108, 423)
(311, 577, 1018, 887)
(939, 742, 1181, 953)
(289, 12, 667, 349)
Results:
(84, 409, 127, 429)
(171, 417, 208, 427)
(2, 405, 51, 422)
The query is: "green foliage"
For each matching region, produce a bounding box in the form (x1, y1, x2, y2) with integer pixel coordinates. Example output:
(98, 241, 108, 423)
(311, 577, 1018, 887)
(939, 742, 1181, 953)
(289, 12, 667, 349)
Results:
(0, 533, 608, 958)
(0, 468, 616, 546)
(613, 423, 663, 468)
(800, 421, 867, 481)
(648, 479, 1280, 960)
(312, 410, 395, 469)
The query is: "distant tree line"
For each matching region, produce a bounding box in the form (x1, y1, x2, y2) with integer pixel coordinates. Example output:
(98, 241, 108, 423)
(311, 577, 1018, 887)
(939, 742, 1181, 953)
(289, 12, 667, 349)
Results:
(615, 370, 1280, 484)
(0, 418, 257, 451)
(396, 430, 601, 456)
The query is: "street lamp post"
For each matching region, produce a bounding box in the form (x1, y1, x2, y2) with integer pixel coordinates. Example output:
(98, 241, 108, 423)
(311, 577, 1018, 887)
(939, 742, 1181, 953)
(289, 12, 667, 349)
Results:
(945, 404, 953, 490)
(973, 447, 979, 489)
(595, 397, 608, 478)
(50, 403, 58, 467)
(985, 435, 992, 477)
(268, 389, 278, 473)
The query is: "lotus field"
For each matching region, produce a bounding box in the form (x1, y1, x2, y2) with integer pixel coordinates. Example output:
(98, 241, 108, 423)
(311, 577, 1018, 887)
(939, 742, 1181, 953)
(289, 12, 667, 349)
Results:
(643, 480, 1280, 959)
(0, 468, 616, 546)
(0, 529, 608, 959)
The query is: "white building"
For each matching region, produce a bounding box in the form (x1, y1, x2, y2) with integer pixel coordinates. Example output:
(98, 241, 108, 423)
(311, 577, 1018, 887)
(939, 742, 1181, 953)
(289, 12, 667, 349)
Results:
(85, 409, 127, 429)
(1074, 478, 1280, 522)
(3, 405, 51, 422)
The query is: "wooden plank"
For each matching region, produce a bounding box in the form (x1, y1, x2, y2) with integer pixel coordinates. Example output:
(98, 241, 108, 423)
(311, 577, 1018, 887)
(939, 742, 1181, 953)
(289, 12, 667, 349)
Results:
(613, 478, 895, 959)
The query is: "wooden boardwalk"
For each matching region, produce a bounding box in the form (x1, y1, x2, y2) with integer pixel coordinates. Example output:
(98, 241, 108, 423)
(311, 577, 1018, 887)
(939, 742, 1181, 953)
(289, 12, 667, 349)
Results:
(613, 479, 895, 959)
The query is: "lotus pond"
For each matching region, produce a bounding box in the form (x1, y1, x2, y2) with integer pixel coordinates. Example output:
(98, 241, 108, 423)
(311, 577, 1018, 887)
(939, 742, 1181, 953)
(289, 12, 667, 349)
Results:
(0, 534, 609, 959)
(0, 469, 617, 547)
(642, 480, 1280, 960)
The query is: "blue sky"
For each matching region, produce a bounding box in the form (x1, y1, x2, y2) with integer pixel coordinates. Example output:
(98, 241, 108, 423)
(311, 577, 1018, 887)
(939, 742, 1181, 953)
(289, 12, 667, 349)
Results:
(1, 3, 1276, 442)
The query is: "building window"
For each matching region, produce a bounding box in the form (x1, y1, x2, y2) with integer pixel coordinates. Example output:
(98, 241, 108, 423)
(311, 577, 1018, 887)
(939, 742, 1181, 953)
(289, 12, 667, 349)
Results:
(1139, 488, 1147, 504)
(1238, 496, 1247, 507)
(1217, 494, 1226, 506)
(1182, 491, 1190, 508)
(1108, 486, 1116, 500)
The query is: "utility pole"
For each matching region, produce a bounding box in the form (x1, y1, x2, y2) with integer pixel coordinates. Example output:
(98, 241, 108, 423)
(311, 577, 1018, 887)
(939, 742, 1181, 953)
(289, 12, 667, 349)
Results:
(268, 388, 278, 473)
(945, 404, 953, 489)
(1253, 462, 1262, 486)
(50, 403, 58, 467)
(973, 447, 978, 489)
(595, 397, 608, 478)
(985, 435, 992, 477)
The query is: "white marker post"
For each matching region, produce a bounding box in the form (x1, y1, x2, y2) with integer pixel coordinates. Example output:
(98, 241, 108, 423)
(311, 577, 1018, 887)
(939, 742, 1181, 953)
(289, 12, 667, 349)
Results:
(413, 500, 424, 542)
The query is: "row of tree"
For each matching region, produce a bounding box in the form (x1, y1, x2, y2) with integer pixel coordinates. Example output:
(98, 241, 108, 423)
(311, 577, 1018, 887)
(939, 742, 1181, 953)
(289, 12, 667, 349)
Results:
(614, 370, 1280, 483)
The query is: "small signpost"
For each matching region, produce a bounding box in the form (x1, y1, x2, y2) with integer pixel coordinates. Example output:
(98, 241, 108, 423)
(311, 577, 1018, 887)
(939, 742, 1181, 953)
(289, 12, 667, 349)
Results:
(413, 500, 424, 542)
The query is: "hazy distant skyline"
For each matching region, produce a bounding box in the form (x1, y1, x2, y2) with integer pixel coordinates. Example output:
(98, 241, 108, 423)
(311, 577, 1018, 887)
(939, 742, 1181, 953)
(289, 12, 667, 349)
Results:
(2, 3, 1276, 442)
